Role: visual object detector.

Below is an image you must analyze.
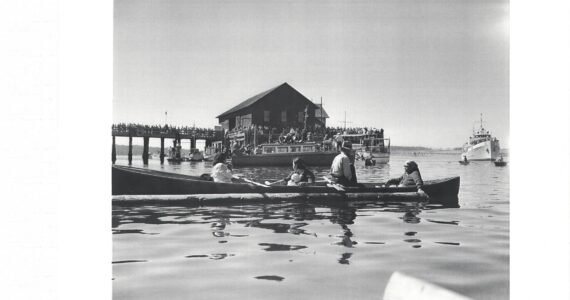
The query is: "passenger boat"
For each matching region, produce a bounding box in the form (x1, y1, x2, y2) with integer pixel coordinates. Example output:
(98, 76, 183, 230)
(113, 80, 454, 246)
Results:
(187, 150, 204, 162)
(112, 165, 460, 207)
(231, 142, 338, 167)
(342, 134, 390, 163)
(461, 114, 501, 161)
(166, 144, 184, 163)
(202, 147, 217, 161)
(167, 157, 184, 163)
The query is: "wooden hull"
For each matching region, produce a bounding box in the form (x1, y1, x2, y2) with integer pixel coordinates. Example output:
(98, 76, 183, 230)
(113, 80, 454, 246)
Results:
(231, 151, 338, 167)
(112, 165, 460, 207)
(494, 161, 507, 166)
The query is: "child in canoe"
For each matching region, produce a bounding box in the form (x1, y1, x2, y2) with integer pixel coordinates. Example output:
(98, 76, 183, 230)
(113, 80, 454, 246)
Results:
(285, 158, 315, 186)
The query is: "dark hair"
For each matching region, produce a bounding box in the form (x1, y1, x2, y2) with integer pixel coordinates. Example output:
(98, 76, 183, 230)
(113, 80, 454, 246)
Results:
(404, 160, 419, 171)
(293, 157, 307, 170)
(212, 153, 226, 165)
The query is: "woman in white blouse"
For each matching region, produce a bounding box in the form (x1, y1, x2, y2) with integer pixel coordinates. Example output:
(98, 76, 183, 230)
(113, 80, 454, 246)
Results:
(211, 153, 234, 183)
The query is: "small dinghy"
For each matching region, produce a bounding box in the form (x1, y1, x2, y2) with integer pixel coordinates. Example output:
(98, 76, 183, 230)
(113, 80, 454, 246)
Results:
(494, 155, 507, 166)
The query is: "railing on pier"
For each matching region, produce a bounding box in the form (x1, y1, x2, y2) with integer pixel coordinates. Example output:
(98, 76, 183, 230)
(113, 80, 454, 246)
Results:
(111, 124, 223, 140)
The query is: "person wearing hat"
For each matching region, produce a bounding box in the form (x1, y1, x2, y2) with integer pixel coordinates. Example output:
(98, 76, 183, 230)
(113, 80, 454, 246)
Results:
(330, 141, 357, 186)
(385, 160, 425, 194)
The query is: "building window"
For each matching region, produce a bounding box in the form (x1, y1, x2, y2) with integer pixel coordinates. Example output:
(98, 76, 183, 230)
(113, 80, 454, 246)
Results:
(298, 111, 304, 123)
(281, 110, 287, 122)
(264, 110, 270, 122)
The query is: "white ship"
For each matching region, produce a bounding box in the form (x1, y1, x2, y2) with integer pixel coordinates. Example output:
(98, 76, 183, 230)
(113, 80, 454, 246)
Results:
(461, 114, 501, 161)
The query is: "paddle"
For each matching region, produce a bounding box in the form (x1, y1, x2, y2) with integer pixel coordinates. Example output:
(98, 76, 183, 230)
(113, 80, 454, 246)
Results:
(233, 175, 270, 187)
(264, 179, 285, 186)
(322, 176, 345, 191)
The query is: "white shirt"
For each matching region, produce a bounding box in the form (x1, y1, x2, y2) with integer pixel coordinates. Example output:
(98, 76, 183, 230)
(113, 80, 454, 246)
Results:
(330, 152, 352, 180)
(211, 163, 233, 183)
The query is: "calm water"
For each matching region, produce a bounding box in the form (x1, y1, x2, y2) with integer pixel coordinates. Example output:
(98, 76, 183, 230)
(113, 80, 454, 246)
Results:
(113, 151, 509, 299)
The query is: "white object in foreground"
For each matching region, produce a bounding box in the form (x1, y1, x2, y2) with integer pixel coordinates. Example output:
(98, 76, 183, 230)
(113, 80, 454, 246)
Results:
(383, 272, 473, 300)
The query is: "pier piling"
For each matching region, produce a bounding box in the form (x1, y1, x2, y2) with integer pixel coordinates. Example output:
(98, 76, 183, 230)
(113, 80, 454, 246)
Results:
(160, 137, 165, 164)
(142, 137, 149, 165)
(128, 136, 133, 165)
(112, 136, 116, 164)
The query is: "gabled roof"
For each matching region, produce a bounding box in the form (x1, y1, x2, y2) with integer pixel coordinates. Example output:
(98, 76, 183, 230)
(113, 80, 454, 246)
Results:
(216, 82, 315, 119)
(314, 104, 329, 119)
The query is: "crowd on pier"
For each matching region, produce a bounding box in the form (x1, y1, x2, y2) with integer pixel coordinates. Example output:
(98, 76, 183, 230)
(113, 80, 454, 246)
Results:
(112, 123, 219, 138)
(224, 125, 384, 144)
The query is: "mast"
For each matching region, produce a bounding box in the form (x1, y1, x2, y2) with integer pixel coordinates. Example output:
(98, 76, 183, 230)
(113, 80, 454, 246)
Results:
(320, 97, 323, 127)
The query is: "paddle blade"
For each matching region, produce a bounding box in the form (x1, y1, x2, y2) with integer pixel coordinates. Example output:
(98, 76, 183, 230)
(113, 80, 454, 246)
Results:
(383, 272, 472, 300)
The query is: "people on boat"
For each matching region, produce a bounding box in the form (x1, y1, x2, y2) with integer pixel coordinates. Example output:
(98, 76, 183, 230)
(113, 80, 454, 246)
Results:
(285, 157, 315, 186)
(463, 156, 468, 163)
(385, 160, 425, 194)
(335, 133, 344, 152)
(330, 141, 358, 186)
(496, 155, 504, 162)
(211, 153, 234, 183)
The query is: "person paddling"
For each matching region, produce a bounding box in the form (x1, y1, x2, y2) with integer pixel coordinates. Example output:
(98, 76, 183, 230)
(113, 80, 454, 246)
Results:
(385, 160, 426, 194)
(285, 157, 315, 186)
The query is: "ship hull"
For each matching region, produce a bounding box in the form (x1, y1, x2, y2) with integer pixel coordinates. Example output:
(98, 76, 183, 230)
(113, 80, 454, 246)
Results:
(461, 140, 500, 161)
(231, 152, 338, 167)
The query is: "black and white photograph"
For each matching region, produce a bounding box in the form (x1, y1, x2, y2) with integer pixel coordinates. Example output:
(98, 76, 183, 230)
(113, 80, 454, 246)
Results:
(111, 1, 509, 299)
(2, 1, 570, 300)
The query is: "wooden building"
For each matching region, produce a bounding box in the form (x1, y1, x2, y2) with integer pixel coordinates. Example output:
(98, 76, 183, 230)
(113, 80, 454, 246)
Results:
(217, 83, 326, 131)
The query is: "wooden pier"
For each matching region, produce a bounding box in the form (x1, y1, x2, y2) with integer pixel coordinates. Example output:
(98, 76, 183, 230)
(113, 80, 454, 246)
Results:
(111, 125, 224, 165)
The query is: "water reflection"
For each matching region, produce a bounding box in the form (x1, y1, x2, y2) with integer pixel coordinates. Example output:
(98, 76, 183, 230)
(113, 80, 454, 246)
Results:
(338, 253, 353, 265)
(258, 243, 307, 251)
(184, 253, 235, 260)
(112, 260, 147, 264)
(254, 275, 284, 282)
(113, 201, 443, 265)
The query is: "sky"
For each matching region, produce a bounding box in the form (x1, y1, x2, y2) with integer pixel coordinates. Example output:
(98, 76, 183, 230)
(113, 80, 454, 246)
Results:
(113, 0, 509, 148)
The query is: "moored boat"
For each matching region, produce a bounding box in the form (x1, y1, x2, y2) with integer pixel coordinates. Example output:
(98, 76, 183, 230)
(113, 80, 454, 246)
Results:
(342, 134, 390, 163)
(460, 114, 501, 161)
(112, 165, 460, 207)
(188, 150, 204, 162)
(494, 161, 507, 166)
(231, 142, 338, 167)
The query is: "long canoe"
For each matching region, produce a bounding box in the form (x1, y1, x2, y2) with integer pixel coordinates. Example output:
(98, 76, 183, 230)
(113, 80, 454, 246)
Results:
(112, 165, 460, 207)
